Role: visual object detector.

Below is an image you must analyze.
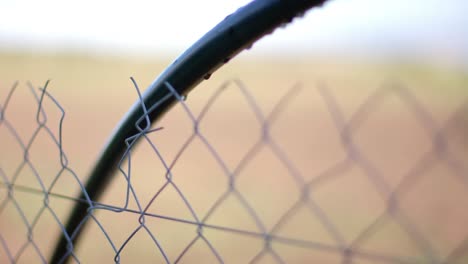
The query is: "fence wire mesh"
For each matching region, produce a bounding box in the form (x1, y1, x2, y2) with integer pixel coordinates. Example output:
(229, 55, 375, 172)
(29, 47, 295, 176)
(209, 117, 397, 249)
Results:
(0, 78, 467, 263)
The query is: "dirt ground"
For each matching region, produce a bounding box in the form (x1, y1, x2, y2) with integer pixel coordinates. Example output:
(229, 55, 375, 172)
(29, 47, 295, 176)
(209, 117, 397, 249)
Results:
(0, 52, 467, 263)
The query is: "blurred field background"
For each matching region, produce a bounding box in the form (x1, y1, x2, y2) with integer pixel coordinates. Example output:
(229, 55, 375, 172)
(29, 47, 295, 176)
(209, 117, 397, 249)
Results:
(1, 0, 468, 263)
(1, 51, 467, 263)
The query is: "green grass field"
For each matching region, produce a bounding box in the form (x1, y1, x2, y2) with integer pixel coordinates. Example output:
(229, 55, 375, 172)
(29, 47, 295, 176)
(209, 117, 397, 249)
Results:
(1, 51, 467, 263)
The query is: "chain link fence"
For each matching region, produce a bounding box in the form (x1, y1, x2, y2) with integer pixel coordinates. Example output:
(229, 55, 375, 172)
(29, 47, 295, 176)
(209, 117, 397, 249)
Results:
(0, 78, 467, 263)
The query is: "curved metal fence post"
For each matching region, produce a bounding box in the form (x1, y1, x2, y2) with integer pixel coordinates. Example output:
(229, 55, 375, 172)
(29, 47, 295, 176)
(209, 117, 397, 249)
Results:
(50, 0, 329, 262)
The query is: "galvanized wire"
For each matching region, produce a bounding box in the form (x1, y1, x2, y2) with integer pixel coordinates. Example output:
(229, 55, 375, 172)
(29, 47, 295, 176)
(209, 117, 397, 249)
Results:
(1, 79, 467, 263)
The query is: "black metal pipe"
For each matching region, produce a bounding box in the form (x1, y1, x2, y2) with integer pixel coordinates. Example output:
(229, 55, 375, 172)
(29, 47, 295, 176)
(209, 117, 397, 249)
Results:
(50, 0, 328, 262)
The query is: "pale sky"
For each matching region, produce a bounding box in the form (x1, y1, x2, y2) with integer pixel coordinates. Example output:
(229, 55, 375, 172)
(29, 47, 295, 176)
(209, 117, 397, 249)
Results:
(0, 0, 467, 63)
